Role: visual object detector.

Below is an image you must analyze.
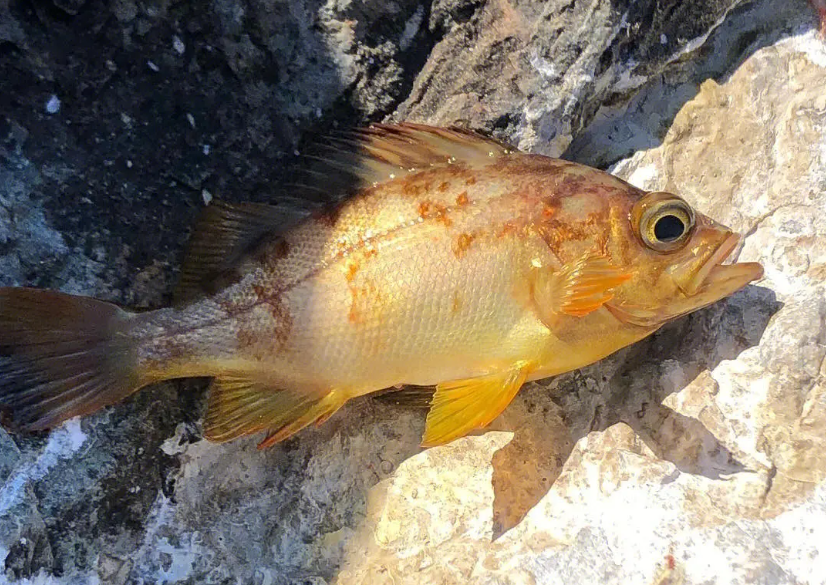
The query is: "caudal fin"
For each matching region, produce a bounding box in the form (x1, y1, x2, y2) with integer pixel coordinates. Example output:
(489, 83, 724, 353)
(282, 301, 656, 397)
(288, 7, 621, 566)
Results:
(0, 288, 142, 432)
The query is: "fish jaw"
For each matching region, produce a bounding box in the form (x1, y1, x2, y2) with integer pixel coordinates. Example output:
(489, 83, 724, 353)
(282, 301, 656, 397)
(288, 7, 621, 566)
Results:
(669, 231, 763, 312)
(606, 232, 763, 328)
(680, 255, 764, 312)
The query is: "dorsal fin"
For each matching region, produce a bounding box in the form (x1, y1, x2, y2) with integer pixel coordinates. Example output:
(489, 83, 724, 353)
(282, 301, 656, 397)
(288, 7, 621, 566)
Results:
(292, 123, 516, 197)
(174, 201, 309, 304)
(177, 124, 516, 303)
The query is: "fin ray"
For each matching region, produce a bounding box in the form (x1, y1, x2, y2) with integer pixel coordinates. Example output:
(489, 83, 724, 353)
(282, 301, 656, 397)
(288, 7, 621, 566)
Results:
(203, 376, 346, 448)
(421, 364, 532, 447)
(175, 201, 309, 304)
(296, 123, 514, 197)
(534, 253, 633, 320)
(0, 288, 142, 431)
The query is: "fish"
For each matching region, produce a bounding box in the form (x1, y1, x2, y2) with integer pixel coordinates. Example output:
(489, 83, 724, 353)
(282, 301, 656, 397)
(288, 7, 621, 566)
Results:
(0, 123, 764, 449)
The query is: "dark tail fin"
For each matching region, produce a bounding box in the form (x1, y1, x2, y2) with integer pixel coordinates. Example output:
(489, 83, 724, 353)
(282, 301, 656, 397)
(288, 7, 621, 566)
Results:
(0, 288, 142, 432)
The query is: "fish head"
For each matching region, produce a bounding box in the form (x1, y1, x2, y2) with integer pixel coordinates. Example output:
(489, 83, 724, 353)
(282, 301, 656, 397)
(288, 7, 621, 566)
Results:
(603, 190, 764, 327)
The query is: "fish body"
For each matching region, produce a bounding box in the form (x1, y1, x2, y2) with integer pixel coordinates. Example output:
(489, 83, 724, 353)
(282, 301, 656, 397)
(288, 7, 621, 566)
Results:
(0, 124, 763, 447)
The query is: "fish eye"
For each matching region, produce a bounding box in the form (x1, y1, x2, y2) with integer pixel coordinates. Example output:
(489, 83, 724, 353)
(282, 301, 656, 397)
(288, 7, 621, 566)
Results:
(633, 193, 695, 253)
(653, 214, 686, 242)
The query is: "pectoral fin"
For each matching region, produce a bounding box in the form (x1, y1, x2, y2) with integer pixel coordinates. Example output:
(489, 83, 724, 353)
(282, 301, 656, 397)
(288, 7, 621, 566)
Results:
(534, 253, 632, 320)
(421, 363, 533, 447)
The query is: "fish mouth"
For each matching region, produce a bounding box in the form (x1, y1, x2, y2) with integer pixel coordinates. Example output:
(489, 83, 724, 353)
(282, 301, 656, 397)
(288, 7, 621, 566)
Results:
(608, 232, 763, 328)
(675, 232, 763, 311)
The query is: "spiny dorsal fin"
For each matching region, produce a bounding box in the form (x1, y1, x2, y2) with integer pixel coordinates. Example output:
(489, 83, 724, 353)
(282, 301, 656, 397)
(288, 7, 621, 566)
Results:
(175, 201, 309, 304)
(294, 123, 516, 196)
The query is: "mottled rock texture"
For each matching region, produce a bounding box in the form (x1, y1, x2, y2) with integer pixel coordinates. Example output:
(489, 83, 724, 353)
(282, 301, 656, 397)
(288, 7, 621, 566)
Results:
(1, 0, 824, 583)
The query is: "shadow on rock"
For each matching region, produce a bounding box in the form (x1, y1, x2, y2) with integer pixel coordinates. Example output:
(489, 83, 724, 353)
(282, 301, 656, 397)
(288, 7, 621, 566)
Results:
(566, 0, 816, 169)
(0, 0, 438, 580)
(483, 283, 781, 538)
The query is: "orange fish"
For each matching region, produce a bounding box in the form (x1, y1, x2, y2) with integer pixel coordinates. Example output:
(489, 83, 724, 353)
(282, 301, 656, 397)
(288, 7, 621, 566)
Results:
(0, 124, 763, 448)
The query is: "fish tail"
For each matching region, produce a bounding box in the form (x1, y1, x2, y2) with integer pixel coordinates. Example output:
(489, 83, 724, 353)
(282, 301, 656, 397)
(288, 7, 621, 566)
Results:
(0, 287, 144, 432)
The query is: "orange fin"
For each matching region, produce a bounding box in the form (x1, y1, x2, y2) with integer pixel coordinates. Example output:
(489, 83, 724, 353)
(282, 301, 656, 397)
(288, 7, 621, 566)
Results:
(175, 201, 307, 304)
(257, 390, 346, 449)
(203, 376, 345, 449)
(421, 363, 532, 447)
(0, 288, 141, 432)
(298, 123, 515, 195)
(534, 253, 632, 319)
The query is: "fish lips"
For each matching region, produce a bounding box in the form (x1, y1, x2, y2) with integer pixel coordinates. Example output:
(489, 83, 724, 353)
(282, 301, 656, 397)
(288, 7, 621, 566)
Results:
(608, 233, 764, 328)
(671, 232, 764, 315)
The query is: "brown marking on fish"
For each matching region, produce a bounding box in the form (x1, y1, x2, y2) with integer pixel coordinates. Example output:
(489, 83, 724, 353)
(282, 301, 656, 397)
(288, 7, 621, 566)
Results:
(451, 291, 462, 314)
(553, 175, 592, 199)
(345, 258, 360, 282)
(236, 326, 259, 353)
(497, 221, 519, 238)
(266, 297, 293, 349)
(312, 205, 342, 228)
(272, 238, 291, 259)
(494, 153, 573, 174)
(542, 200, 558, 218)
(402, 179, 421, 198)
(401, 176, 434, 198)
(238, 284, 293, 351)
(466, 176, 477, 186)
(417, 200, 452, 226)
(454, 233, 475, 258)
(348, 303, 360, 324)
(348, 279, 383, 325)
(456, 192, 469, 206)
(250, 237, 291, 268)
(438, 181, 449, 192)
(538, 211, 609, 257)
(363, 244, 378, 259)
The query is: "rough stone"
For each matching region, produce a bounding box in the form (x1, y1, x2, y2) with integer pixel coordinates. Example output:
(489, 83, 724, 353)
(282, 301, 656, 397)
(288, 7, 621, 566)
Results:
(1, 0, 825, 583)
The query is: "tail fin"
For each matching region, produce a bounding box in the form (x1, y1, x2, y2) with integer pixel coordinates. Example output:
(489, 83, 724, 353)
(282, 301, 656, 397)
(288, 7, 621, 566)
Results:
(0, 288, 142, 432)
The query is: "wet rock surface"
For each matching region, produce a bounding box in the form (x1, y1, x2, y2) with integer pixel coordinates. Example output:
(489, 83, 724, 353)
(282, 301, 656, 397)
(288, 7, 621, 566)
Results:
(1, 0, 824, 583)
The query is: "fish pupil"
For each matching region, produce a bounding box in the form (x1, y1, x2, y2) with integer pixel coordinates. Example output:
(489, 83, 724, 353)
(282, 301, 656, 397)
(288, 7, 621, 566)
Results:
(654, 214, 685, 242)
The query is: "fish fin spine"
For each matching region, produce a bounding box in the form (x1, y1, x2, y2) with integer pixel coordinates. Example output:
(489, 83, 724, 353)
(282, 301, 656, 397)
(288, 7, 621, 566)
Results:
(534, 253, 633, 319)
(298, 123, 515, 195)
(421, 362, 533, 447)
(203, 376, 346, 448)
(0, 288, 143, 432)
(175, 200, 306, 304)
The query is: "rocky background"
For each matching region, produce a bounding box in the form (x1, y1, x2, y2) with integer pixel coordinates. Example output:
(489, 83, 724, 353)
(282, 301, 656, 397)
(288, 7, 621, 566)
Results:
(0, 0, 824, 583)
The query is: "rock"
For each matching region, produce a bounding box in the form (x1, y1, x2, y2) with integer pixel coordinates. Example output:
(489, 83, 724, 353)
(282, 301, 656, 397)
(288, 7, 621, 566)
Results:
(1, 0, 825, 583)
(394, 0, 750, 155)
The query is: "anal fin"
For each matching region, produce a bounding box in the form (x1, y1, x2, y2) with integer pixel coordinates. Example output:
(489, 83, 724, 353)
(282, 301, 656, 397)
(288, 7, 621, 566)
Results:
(203, 375, 346, 449)
(421, 363, 533, 447)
